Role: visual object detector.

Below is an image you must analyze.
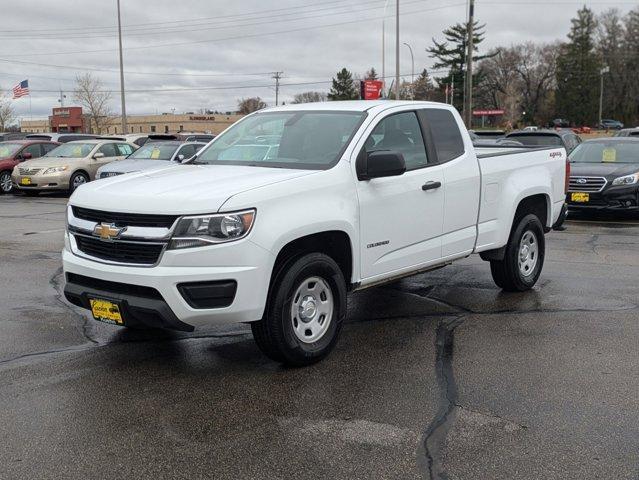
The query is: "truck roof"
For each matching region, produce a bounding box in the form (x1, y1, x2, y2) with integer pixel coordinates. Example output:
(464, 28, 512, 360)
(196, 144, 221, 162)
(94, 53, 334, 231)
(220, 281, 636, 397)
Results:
(264, 100, 444, 113)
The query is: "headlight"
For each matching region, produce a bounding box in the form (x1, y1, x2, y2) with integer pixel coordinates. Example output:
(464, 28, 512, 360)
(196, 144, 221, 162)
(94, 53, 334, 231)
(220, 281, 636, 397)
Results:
(168, 210, 256, 249)
(43, 166, 69, 174)
(611, 173, 639, 186)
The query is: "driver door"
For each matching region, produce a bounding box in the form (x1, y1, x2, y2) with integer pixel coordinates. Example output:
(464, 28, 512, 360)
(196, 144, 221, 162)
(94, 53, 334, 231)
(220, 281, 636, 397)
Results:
(356, 110, 445, 280)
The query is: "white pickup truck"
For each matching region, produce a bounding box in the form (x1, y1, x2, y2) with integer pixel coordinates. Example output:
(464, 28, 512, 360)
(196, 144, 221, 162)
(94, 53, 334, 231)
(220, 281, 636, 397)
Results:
(63, 101, 568, 365)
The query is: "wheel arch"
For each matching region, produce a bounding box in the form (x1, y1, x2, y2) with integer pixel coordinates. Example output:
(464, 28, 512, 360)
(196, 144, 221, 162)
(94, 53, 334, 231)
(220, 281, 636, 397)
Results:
(269, 230, 354, 292)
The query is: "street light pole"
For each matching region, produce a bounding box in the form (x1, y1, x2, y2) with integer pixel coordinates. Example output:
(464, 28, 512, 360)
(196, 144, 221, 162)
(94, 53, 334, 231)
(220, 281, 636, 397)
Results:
(395, 0, 400, 101)
(117, 0, 127, 134)
(599, 66, 610, 127)
(382, 0, 390, 97)
(403, 43, 414, 99)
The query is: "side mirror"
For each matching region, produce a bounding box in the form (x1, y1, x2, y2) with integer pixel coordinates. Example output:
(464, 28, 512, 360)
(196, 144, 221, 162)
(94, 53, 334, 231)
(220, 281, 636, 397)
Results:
(93, 152, 105, 159)
(356, 149, 406, 180)
(177, 154, 185, 162)
(21, 152, 32, 160)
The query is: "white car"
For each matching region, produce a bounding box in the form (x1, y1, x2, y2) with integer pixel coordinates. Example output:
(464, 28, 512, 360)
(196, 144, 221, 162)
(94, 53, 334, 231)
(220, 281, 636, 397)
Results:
(63, 101, 567, 366)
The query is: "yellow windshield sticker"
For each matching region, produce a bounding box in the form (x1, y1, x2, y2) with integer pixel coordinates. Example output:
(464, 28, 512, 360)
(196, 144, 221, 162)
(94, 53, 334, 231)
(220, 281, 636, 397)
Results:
(150, 148, 161, 159)
(0, 147, 9, 156)
(602, 148, 616, 163)
(73, 146, 82, 157)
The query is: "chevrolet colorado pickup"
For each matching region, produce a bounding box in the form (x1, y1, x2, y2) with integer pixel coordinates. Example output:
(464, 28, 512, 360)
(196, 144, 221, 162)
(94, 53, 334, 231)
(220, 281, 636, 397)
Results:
(63, 101, 568, 366)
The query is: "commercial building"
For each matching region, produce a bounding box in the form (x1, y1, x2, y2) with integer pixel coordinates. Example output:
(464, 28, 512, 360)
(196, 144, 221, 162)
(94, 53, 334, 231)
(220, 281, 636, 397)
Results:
(21, 108, 243, 135)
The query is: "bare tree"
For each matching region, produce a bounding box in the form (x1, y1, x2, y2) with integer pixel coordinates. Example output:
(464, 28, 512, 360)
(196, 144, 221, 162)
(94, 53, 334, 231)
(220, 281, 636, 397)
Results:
(237, 97, 267, 114)
(73, 73, 113, 134)
(0, 91, 16, 131)
(291, 91, 327, 104)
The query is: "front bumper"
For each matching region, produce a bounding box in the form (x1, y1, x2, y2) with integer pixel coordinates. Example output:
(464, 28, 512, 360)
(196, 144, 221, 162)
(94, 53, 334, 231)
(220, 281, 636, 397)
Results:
(62, 235, 275, 330)
(567, 185, 639, 211)
(12, 172, 71, 191)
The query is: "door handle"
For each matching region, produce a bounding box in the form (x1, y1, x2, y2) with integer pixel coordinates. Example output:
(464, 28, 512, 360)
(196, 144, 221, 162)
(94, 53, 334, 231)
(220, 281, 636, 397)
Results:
(421, 181, 442, 191)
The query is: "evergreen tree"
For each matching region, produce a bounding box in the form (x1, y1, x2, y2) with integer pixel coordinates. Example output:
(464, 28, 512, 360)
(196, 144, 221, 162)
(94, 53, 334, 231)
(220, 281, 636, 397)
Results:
(412, 69, 437, 101)
(427, 21, 494, 111)
(364, 67, 379, 80)
(622, 8, 639, 124)
(555, 7, 601, 126)
(328, 68, 360, 100)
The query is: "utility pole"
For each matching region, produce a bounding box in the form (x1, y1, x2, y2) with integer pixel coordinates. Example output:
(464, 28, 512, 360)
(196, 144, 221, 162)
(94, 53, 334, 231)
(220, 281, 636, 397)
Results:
(395, 0, 400, 100)
(403, 42, 414, 99)
(58, 89, 66, 107)
(272, 71, 283, 106)
(599, 66, 610, 127)
(463, 0, 475, 127)
(117, 0, 127, 133)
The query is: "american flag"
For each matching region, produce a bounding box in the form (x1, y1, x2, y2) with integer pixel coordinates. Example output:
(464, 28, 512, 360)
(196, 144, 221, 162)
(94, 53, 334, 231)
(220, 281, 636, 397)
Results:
(12, 80, 29, 99)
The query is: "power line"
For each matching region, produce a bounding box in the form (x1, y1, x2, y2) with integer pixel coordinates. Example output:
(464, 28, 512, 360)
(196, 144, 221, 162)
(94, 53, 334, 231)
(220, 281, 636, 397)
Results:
(1, 1, 462, 59)
(0, 0, 405, 41)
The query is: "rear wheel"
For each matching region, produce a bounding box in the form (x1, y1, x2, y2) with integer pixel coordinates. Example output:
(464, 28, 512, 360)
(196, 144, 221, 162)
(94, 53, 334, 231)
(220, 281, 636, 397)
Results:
(69, 172, 89, 194)
(0, 171, 12, 194)
(490, 214, 545, 292)
(251, 252, 346, 366)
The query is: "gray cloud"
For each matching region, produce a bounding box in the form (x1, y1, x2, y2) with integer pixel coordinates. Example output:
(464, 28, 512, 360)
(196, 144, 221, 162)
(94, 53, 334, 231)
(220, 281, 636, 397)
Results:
(1, 0, 635, 119)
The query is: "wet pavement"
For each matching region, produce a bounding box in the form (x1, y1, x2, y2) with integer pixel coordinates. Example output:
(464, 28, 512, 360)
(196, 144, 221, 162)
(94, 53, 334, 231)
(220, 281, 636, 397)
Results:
(1, 194, 638, 480)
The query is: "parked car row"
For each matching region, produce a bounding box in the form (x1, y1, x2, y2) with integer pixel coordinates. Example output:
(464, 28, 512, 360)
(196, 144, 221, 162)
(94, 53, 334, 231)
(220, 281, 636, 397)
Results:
(0, 134, 211, 195)
(470, 128, 582, 154)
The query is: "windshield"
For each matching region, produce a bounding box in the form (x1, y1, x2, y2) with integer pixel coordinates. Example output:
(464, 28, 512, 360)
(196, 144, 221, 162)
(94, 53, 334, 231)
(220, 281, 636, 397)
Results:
(196, 111, 366, 169)
(45, 143, 94, 158)
(129, 143, 179, 161)
(569, 142, 639, 164)
(0, 143, 22, 158)
(507, 134, 562, 147)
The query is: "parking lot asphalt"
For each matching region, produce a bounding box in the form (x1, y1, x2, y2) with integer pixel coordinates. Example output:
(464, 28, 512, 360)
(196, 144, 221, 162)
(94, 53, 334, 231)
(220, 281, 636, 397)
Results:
(1, 194, 638, 480)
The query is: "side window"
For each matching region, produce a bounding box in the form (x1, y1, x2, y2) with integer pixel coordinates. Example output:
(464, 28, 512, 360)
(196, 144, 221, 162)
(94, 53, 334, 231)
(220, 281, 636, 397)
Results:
(98, 143, 118, 157)
(23, 144, 43, 158)
(178, 144, 195, 158)
(42, 143, 57, 154)
(116, 143, 134, 156)
(365, 111, 428, 170)
(418, 109, 465, 163)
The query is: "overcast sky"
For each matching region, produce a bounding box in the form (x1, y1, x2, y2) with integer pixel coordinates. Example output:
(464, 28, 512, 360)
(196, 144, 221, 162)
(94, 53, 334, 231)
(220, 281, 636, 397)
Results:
(2, 0, 636, 120)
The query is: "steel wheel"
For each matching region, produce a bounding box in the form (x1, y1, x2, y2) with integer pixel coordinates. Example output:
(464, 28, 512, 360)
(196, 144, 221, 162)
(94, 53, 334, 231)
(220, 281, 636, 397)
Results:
(290, 276, 334, 344)
(0, 172, 12, 193)
(518, 230, 539, 277)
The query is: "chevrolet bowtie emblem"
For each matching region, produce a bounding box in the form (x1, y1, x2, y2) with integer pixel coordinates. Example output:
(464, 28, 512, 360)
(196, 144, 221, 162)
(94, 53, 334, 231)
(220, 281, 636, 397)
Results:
(93, 222, 126, 241)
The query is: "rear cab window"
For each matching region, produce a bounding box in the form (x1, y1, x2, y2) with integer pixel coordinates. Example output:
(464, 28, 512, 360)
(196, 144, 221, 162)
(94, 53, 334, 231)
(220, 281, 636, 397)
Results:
(418, 109, 465, 163)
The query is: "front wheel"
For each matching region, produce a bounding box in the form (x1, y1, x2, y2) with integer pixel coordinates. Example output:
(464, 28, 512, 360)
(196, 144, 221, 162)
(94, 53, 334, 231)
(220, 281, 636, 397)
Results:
(490, 214, 545, 292)
(251, 253, 347, 366)
(69, 172, 89, 195)
(0, 171, 12, 194)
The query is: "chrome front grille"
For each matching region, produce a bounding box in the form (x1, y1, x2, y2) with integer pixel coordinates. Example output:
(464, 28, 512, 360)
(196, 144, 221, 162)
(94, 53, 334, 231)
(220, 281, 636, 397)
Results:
(18, 167, 42, 175)
(67, 206, 177, 267)
(99, 172, 122, 179)
(568, 176, 607, 193)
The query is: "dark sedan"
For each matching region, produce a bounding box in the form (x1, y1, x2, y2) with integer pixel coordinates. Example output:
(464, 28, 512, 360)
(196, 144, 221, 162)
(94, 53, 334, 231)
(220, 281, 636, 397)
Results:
(567, 138, 639, 212)
(506, 129, 582, 154)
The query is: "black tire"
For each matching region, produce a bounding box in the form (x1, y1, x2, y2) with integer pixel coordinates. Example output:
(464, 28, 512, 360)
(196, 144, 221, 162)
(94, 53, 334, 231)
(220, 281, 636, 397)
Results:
(69, 172, 89, 195)
(490, 213, 545, 292)
(23, 190, 39, 197)
(0, 170, 12, 194)
(251, 252, 347, 366)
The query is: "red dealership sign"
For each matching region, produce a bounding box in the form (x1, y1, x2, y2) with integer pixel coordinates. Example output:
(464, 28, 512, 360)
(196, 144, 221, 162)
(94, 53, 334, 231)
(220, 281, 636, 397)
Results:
(472, 109, 505, 116)
(361, 80, 384, 100)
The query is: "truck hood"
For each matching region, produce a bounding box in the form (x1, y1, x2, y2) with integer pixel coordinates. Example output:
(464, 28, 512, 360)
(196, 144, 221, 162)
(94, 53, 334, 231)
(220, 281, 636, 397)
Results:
(98, 158, 173, 174)
(71, 164, 317, 214)
(570, 162, 639, 180)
